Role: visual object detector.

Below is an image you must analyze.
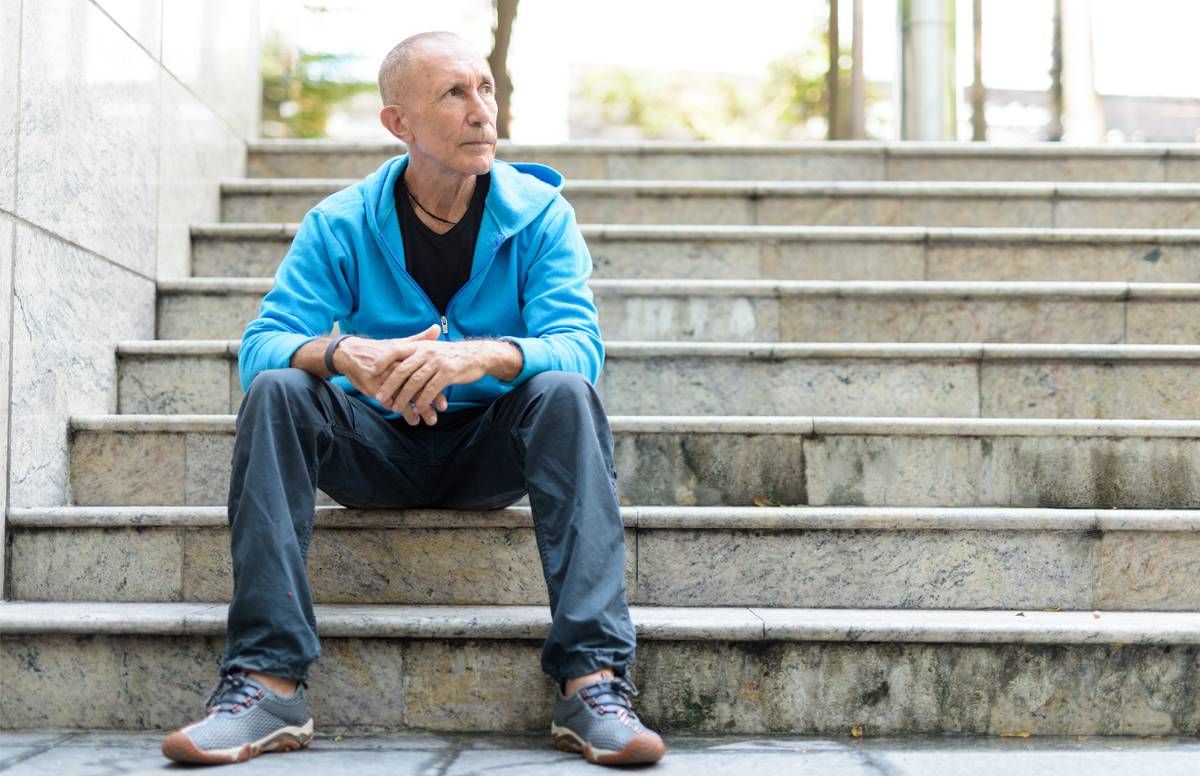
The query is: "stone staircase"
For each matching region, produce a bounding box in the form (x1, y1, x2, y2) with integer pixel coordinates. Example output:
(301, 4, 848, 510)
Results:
(3, 141, 1200, 737)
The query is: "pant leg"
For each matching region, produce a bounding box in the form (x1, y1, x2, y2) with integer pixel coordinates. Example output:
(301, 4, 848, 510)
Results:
(221, 368, 437, 681)
(431, 371, 636, 683)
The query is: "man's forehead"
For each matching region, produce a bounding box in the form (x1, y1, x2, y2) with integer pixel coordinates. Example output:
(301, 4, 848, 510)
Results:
(410, 41, 491, 85)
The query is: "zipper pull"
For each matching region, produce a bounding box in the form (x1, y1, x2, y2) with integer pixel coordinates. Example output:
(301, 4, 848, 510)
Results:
(440, 315, 449, 335)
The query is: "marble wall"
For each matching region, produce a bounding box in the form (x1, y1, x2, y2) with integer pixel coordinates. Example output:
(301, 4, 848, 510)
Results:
(1, 0, 260, 585)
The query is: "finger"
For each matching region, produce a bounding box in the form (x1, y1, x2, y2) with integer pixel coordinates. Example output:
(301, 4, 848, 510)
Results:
(376, 357, 421, 406)
(371, 343, 420, 377)
(404, 323, 442, 341)
(413, 372, 449, 416)
(390, 362, 437, 416)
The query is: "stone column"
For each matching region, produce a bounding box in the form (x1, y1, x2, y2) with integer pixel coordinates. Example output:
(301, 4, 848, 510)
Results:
(898, 0, 957, 140)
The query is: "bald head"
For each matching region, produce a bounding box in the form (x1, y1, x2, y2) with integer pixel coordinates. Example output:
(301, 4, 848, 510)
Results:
(378, 31, 482, 107)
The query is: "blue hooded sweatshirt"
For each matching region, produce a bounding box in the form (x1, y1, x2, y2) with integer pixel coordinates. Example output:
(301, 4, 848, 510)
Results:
(238, 155, 604, 419)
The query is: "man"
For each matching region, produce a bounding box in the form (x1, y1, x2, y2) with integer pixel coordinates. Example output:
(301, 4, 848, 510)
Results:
(161, 31, 665, 767)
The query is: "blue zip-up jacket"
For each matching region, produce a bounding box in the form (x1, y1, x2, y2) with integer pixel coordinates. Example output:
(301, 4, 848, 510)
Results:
(238, 155, 604, 419)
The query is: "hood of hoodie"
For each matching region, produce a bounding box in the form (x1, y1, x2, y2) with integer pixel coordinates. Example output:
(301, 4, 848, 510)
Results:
(360, 154, 565, 267)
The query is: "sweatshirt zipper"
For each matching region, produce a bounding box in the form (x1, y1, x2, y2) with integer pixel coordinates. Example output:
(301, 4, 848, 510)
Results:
(440, 315, 448, 335)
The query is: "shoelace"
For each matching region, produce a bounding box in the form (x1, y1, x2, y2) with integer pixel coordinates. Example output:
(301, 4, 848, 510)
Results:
(578, 677, 644, 728)
(204, 671, 265, 715)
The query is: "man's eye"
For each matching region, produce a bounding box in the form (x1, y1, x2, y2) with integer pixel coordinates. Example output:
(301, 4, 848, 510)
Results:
(481, 83, 494, 94)
(448, 87, 461, 96)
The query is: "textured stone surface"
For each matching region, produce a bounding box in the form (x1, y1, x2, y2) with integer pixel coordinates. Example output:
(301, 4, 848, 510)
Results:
(16, 0, 160, 276)
(636, 528, 1095, 609)
(182, 526, 636, 605)
(1096, 532, 1200, 610)
(1054, 197, 1200, 229)
(613, 431, 805, 507)
(9, 227, 155, 507)
(8, 528, 183, 601)
(886, 156, 1166, 183)
(184, 432, 235, 506)
(5, 633, 1197, 734)
(161, 0, 260, 140)
(780, 296, 1124, 344)
(117, 355, 230, 414)
(804, 434, 1200, 509)
(157, 290, 262, 339)
(0, 216, 12, 584)
(926, 240, 1200, 282)
(566, 192, 757, 226)
(1126, 301, 1200, 344)
(156, 72, 245, 278)
(599, 356, 979, 417)
(756, 195, 1052, 229)
(191, 230, 293, 277)
(597, 293, 779, 342)
(0, 0, 19, 211)
(980, 361, 1200, 420)
(70, 431, 186, 506)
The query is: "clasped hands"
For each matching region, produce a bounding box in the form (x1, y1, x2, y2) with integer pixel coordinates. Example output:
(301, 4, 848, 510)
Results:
(333, 323, 490, 426)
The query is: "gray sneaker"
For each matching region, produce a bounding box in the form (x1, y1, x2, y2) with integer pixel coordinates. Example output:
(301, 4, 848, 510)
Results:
(161, 670, 314, 765)
(551, 677, 666, 765)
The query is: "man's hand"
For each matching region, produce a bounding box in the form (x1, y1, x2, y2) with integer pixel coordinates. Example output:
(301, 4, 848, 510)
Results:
(332, 325, 449, 424)
(373, 338, 522, 425)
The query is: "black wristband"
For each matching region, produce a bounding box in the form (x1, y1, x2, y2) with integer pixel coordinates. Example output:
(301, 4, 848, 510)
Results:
(324, 334, 353, 376)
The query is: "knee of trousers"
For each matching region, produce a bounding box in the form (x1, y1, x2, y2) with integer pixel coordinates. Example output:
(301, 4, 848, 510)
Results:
(241, 368, 327, 420)
(525, 371, 600, 412)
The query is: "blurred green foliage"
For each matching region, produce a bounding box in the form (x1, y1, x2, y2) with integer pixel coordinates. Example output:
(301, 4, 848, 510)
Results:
(261, 31, 376, 139)
(579, 32, 883, 141)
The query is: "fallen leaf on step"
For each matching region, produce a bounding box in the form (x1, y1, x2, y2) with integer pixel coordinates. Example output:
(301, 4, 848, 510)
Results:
(999, 731, 1031, 738)
(753, 496, 780, 507)
(1093, 611, 1102, 619)
(1015, 612, 1025, 617)
(850, 725, 863, 738)
(1042, 607, 1061, 612)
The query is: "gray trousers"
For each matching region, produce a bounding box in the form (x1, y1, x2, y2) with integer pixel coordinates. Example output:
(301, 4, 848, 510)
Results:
(220, 367, 635, 683)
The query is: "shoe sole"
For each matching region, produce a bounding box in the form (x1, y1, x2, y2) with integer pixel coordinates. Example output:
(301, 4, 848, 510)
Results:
(162, 718, 315, 765)
(551, 723, 667, 765)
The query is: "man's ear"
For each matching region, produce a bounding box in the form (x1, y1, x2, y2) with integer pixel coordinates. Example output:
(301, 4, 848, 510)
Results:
(380, 104, 413, 143)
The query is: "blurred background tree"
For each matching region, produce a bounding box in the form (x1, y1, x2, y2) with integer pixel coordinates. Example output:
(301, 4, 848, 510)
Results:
(260, 31, 376, 139)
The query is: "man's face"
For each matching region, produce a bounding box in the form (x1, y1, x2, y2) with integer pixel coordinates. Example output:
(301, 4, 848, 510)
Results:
(391, 42, 498, 176)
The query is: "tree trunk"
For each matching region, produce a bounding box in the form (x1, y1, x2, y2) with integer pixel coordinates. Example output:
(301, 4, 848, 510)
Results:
(1048, 0, 1064, 141)
(488, 0, 519, 139)
(849, 0, 865, 139)
(970, 0, 985, 141)
(827, 0, 841, 140)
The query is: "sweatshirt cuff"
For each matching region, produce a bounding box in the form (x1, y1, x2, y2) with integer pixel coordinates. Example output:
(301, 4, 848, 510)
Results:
(497, 336, 549, 387)
(239, 333, 318, 391)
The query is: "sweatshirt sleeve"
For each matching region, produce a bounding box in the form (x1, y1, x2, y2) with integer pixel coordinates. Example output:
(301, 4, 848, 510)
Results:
(497, 203, 605, 387)
(238, 209, 355, 393)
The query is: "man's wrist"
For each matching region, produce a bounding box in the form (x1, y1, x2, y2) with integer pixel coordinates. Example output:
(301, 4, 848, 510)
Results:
(329, 335, 355, 375)
(481, 339, 523, 381)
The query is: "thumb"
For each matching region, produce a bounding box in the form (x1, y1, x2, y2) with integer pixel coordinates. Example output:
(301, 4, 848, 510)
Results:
(405, 323, 442, 341)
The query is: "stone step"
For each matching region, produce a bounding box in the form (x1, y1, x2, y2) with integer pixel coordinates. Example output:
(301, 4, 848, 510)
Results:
(156, 278, 1200, 345)
(7, 506, 1198, 611)
(67, 415, 1200, 509)
(191, 224, 1200, 282)
(3, 601, 1198, 734)
(246, 139, 1200, 183)
(115, 340, 1200, 420)
(219, 180, 1200, 228)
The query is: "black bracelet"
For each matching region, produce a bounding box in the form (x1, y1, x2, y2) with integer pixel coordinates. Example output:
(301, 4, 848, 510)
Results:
(324, 334, 353, 376)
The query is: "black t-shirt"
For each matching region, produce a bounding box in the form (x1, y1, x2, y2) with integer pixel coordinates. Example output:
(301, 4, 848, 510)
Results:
(394, 170, 491, 315)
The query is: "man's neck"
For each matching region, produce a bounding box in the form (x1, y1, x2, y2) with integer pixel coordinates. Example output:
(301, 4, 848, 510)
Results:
(404, 155, 477, 225)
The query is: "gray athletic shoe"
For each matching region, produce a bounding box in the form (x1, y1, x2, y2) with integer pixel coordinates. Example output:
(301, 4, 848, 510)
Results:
(551, 677, 666, 765)
(161, 670, 314, 765)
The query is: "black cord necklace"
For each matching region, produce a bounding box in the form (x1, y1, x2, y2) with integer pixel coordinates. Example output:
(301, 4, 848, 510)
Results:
(407, 188, 460, 226)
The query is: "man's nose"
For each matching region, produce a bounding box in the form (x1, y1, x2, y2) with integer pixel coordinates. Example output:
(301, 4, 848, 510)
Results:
(466, 90, 493, 126)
